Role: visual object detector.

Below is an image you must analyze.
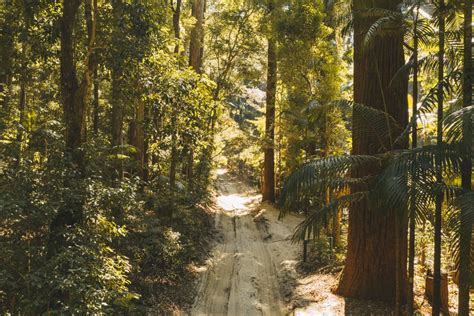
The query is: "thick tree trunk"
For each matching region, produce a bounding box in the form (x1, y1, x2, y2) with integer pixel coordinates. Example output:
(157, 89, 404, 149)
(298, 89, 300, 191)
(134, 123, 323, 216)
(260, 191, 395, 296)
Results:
(173, 0, 182, 55)
(187, 0, 205, 187)
(262, 36, 277, 203)
(189, 0, 205, 73)
(336, 0, 408, 303)
(458, 0, 472, 314)
(50, 0, 96, 236)
(61, 0, 88, 168)
(262, 0, 277, 203)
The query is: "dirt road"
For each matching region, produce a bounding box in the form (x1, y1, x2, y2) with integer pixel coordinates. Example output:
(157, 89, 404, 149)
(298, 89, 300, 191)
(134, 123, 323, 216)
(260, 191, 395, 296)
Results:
(190, 169, 301, 316)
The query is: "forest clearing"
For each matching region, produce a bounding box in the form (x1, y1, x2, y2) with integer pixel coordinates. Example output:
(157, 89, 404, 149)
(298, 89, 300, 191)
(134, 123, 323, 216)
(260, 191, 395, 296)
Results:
(1, 0, 474, 315)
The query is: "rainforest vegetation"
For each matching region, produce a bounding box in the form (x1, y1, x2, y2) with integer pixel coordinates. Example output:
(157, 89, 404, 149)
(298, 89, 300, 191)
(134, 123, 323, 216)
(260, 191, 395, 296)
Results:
(0, 0, 473, 315)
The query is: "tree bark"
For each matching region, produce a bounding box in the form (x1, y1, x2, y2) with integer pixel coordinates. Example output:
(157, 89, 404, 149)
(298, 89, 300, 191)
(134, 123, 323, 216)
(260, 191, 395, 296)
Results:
(50, 0, 96, 235)
(111, 1, 124, 151)
(262, 0, 277, 203)
(60, 0, 88, 169)
(15, 80, 26, 164)
(0, 1, 14, 112)
(187, 0, 205, 187)
(172, 0, 182, 54)
(433, 1, 445, 314)
(459, 0, 472, 314)
(88, 0, 99, 136)
(189, 0, 205, 73)
(93, 68, 99, 135)
(336, 0, 408, 303)
(262, 36, 277, 203)
(133, 100, 146, 179)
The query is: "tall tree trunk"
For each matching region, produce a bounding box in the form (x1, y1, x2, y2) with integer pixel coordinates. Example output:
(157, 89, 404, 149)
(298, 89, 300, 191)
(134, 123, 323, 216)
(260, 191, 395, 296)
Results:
(459, 0, 472, 314)
(189, 0, 205, 73)
(89, 0, 99, 136)
(169, 108, 178, 188)
(15, 80, 26, 164)
(50, 0, 96, 234)
(134, 100, 146, 179)
(172, 0, 182, 55)
(111, 69, 123, 147)
(61, 0, 88, 168)
(168, 0, 183, 189)
(433, 1, 445, 314)
(0, 1, 14, 112)
(262, 1, 277, 203)
(408, 8, 420, 315)
(336, 0, 408, 303)
(187, 0, 205, 188)
(110, 0, 124, 173)
(93, 68, 99, 135)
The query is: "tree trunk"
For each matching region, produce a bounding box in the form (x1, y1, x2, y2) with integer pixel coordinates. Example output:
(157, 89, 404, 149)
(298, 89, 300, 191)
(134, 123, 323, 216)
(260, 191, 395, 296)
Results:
(15, 80, 26, 164)
(50, 0, 96, 236)
(111, 2, 124, 150)
(134, 100, 146, 179)
(0, 1, 14, 112)
(189, 0, 205, 73)
(61, 0, 89, 169)
(187, 0, 205, 187)
(408, 8, 420, 315)
(89, 0, 99, 136)
(433, 1, 445, 314)
(458, 0, 472, 314)
(336, 0, 408, 303)
(169, 109, 178, 188)
(173, 0, 182, 55)
(92, 68, 99, 135)
(262, 1, 277, 203)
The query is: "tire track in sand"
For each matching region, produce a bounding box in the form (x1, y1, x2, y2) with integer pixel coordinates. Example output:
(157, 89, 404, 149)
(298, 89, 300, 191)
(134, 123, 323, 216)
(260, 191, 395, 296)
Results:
(191, 170, 284, 316)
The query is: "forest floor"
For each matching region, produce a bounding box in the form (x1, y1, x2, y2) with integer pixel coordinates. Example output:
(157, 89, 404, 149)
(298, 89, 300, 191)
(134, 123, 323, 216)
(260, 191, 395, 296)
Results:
(186, 169, 397, 316)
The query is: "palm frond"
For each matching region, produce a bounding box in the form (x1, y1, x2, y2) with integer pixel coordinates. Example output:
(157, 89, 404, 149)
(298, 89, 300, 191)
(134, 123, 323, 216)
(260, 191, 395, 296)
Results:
(291, 191, 369, 242)
(444, 105, 474, 143)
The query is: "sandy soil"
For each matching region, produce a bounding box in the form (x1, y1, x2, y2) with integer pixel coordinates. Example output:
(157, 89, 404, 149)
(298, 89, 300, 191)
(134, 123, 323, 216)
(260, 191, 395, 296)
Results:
(187, 169, 404, 316)
(190, 169, 302, 316)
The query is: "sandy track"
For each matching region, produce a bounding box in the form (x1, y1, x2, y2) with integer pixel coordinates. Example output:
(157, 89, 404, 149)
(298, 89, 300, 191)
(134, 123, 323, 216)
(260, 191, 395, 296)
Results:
(190, 170, 301, 316)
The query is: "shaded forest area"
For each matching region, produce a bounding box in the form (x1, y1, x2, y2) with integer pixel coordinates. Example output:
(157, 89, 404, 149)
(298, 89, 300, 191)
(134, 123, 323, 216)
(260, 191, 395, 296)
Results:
(0, 0, 473, 315)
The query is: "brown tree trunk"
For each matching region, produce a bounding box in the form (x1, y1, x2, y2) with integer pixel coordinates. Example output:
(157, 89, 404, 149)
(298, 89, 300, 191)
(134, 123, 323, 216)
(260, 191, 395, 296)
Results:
(15, 80, 26, 164)
(111, 2, 124, 150)
(433, 2, 446, 314)
(172, 0, 182, 55)
(110, 0, 125, 181)
(133, 100, 145, 179)
(0, 1, 14, 112)
(458, 0, 473, 314)
(336, 0, 408, 303)
(88, 0, 99, 136)
(408, 8, 420, 315)
(92, 68, 99, 135)
(169, 109, 178, 188)
(262, 37, 277, 203)
(189, 0, 205, 73)
(262, 1, 277, 203)
(332, 207, 342, 248)
(61, 0, 89, 168)
(187, 0, 205, 188)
